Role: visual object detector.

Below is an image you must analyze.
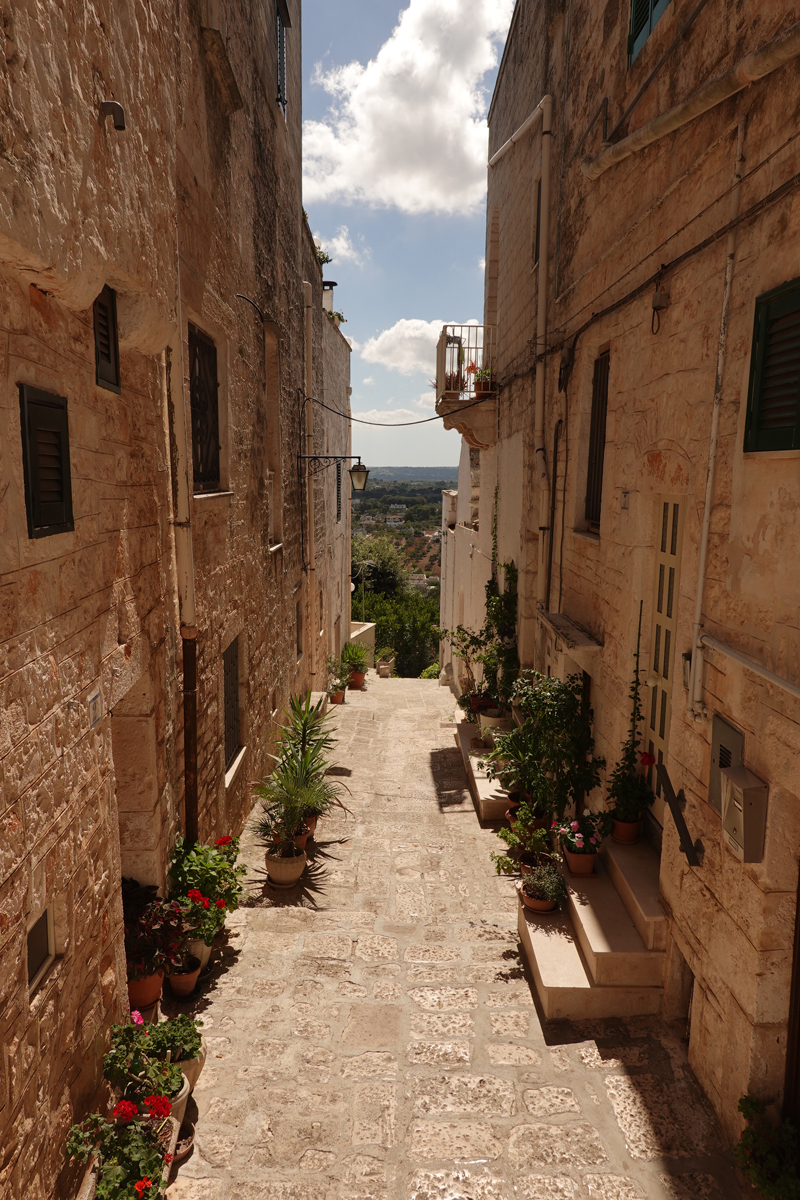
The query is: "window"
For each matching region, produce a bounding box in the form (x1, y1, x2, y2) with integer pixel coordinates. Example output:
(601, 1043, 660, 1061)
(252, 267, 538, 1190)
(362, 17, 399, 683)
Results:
(93, 285, 120, 393)
(19, 384, 74, 539)
(744, 279, 800, 452)
(27, 907, 55, 992)
(336, 460, 342, 523)
(533, 178, 542, 266)
(629, 0, 671, 63)
(276, 0, 291, 113)
(189, 324, 221, 493)
(223, 638, 240, 770)
(584, 350, 610, 531)
(646, 497, 684, 826)
(296, 599, 303, 660)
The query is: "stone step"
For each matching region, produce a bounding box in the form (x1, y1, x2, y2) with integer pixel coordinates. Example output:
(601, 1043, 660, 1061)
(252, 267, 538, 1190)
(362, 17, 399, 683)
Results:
(600, 837, 667, 951)
(454, 722, 509, 820)
(517, 897, 662, 1021)
(563, 858, 665, 988)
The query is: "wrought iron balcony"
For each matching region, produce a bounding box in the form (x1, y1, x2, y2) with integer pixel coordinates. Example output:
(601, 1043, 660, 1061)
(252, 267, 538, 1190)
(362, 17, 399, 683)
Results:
(435, 324, 497, 449)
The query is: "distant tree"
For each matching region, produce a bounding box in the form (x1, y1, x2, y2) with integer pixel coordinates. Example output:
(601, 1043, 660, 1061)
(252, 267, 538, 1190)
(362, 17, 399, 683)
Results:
(351, 535, 407, 596)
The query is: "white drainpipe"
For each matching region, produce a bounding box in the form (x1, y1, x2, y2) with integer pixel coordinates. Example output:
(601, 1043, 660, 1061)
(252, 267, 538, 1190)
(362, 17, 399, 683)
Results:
(687, 125, 745, 717)
(489, 95, 553, 608)
(303, 280, 317, 683)
(582, 20, 800, 179)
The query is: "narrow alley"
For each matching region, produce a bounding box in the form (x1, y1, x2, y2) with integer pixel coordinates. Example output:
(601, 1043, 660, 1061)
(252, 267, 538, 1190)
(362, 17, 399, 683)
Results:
(165, 677, 743, 1200)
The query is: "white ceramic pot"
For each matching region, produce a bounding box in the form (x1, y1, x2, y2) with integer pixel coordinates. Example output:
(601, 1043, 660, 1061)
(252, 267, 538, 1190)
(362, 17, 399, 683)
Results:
(479, 712, 513, 744)
(180, 1040, 207, 1092)
(187, 939, 212, 969)
(265, 848, 307, 887)
(170, 1073, 191, 1128)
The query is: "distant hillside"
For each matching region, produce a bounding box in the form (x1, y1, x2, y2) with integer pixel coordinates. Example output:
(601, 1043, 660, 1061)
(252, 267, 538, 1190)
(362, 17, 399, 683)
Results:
(367, 466, 458, 482)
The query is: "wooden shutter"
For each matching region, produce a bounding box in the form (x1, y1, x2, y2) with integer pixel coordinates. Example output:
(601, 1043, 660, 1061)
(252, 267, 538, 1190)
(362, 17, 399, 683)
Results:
(19, 384, 74, 538)
(629, 0, 671, 60)
(93, 285, 121, 393)
(276, 4, 287, 112)
(223, 638, 240, 770)
(189, 324, 221, 492)
(336, 460, 342, 523)
(584, 350, 610, 530)
(745, 281, 800, 452)
(646, 497, 685, 826)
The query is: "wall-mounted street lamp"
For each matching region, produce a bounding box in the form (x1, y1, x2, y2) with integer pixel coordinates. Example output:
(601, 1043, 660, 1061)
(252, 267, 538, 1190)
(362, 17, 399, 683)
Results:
(298, 452, 370, 491)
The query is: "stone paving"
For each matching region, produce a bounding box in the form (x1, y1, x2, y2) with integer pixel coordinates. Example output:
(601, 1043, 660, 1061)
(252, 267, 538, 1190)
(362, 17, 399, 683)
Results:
(164, 676, 744, 1200)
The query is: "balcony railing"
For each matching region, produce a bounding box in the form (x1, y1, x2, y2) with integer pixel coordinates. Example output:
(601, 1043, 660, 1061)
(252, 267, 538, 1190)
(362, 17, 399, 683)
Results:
(435, 324, 496, 403)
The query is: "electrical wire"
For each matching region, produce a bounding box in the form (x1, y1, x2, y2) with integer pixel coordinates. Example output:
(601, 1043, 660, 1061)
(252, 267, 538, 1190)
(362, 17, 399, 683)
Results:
(312, 393, 497, 427)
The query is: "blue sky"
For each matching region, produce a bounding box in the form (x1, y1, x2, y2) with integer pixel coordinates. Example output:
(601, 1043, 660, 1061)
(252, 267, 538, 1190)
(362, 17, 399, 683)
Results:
(302, 0, 514, 467)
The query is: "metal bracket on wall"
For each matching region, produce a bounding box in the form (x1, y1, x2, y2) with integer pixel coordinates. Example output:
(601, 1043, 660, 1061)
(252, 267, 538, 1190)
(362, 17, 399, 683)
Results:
(299, 454, 359, 479)
(657, 762, 704, 866)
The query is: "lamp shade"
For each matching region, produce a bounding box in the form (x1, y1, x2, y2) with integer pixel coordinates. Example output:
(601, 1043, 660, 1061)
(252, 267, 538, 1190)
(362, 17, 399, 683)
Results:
(349, 463, 369, 492)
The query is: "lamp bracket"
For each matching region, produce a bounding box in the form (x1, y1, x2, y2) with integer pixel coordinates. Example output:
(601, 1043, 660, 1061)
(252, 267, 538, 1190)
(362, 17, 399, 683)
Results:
(298, 453, 362, 479)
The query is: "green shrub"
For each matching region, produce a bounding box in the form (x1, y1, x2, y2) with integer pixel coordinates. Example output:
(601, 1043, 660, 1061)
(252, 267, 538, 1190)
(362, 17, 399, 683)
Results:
(521, 864, 567, 904)
(419, 662, 440, 679)
(167, 836, 246, 914)
(736, 1096, 800, 1199)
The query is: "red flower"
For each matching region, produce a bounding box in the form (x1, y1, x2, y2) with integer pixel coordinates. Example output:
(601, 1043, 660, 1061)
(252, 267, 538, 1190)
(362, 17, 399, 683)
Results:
(201, 897, 210, 909)
(215, 898, 226, 909)
(134, 1180, 152, 1197)
(640, 751, 656, 767)
(164, 1153, 173, 1164)
(215, 835, 233, 846)
(112, 1100, 138, 1120)
(143, 1095, 172, 1118)
(187, 889, 202, 902)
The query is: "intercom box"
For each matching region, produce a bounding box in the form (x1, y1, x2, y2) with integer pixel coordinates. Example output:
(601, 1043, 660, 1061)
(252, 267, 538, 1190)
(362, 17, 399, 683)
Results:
(721, 765, 768, 863)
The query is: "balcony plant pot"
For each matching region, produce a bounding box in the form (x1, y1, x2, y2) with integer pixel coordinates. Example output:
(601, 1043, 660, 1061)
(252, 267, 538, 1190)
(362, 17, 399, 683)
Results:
(168, 956, 202, 998)
(180, 1040, 208, 1092)
(348, 670, 366, 690)
(127, 971, 164, 1010)
(474, 379, 495, 396)
(329, 690, 345, 705)
(187, 938, 212, 970)
(563, 847, 597, 877)
(612, 817, 642, 844)
(265, 847, 307, 888)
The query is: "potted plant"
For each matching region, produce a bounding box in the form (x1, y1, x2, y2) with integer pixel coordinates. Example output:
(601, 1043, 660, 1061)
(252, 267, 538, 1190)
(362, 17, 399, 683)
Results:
(468, 362, 496, 396)
(252, 768, 311, 888)
(326, 654, 348, 703)
(167, 836, 246, 967)
(122, 880, 189, 1010)
(735, 1095, 800, 1198)
(342, 640, 369, 689)
(491, 820, 552, 877)
(556, 810, 614, 876)
(146, 1014, 206, 1093)
(67, 1106, 179, 1200)
(606, 603, 655, 843)
(376, 647, 396, 678)
(519, 862, 567, 912)
(104, 1018, 190, 1125)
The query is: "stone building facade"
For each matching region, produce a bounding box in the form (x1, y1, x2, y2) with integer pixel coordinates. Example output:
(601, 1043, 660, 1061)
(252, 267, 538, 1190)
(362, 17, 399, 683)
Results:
(440, 0, 800, 1140)
(0, 2, 351, 1196)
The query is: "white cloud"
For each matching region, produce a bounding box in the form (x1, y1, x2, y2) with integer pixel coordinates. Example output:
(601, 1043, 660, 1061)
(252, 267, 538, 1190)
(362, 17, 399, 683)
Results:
(360, 317, 443, 376)
(353, 406, 428, 424)
(478, 256, 486, 271)
(303, 0, 514, 215)
(313, 225, 369, 267)
(362, 376, 374, 385)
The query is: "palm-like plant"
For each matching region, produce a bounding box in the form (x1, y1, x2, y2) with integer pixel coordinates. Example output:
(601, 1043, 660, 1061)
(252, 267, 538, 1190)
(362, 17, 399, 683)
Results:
(275, 691, 337, 759)
(252, 753, 349, 856)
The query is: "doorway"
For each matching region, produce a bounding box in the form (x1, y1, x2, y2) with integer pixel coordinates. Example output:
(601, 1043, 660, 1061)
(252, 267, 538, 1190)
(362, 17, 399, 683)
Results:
(110, 671, 165, 888)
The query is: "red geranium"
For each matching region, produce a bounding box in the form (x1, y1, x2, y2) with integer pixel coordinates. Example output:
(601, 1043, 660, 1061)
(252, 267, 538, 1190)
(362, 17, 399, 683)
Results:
(143, 1095, 172, 1119)
(134, 1180, 153, 1197)
(640, 751, 656, 767)
(215, 836, 232, 846)
(215, 898, 226, 909)
(112, 1099, 138, 1120)
(187, 889, 203, 902)
(201, 897, 210, 909)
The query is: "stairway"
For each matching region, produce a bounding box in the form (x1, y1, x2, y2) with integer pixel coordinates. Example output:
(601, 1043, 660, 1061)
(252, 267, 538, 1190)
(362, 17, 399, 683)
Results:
(518, 839, 666, 1020)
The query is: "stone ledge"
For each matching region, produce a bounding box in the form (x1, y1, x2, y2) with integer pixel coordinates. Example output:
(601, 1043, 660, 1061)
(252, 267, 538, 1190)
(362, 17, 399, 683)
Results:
(454, 722, 509, 820)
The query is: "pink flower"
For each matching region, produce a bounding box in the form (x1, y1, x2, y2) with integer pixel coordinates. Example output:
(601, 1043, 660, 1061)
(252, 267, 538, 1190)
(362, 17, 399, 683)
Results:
(570, 821, 579, 831)
(575, 833, 584, 841)
(131, 1010, 144, 1026)
(590, 836, 598, 844)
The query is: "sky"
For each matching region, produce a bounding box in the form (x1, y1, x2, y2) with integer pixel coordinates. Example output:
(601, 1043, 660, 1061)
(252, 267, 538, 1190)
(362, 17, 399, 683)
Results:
(302, 0, 515, 467)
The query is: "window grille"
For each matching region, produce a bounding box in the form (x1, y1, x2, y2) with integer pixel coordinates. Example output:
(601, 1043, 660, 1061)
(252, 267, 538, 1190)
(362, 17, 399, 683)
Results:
(629, 0, 671, 62)
(584, 350, 610, 530)
(223, 638, 240, 770)
(189, 324, 221, 493)
(93, 285, 121, 393)
(27, 908, 54, 991)
(647, 497, 684, 826)
(744, 279, 800, 452)
(336, 460, 342, 522)
(276, 3, 287, 112)
(19, 384, 74, 538)
(296, 599, 303, 660)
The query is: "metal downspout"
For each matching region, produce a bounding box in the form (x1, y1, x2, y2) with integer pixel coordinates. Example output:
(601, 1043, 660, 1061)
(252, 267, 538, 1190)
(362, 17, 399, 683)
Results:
(303, 281, 317, 684)
(688, 125, 745, 718)
(534, 95, 553, 606)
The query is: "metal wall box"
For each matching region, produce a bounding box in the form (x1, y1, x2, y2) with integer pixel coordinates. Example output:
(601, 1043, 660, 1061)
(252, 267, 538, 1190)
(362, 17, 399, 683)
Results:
(721, 765, 768, 863)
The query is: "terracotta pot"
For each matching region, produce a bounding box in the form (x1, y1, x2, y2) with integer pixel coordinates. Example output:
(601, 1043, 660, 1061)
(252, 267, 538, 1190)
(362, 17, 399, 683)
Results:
(505, 809, 518, 829)
(329, 690, 345, 704)
(305, 815, 318, 836)
(474, 379, 495, 395)
(612, 818, 642, 844)
(187, 939, 212, 970)
(348, 670, 366, 690)
(563, 847, 597, 877)
(294, 830, 310, 852)
(180, 1040, 207, 1092)
(127, 972, 164, 1009)
(520, 891, 558, 912)
(265, 848, 307, 887)
(168, 956, 202, 997)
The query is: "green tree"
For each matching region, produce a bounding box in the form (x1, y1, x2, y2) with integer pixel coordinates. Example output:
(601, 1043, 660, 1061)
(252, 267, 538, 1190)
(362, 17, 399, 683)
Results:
(360, 587, 440, 677)
(352, 534, 407, 596)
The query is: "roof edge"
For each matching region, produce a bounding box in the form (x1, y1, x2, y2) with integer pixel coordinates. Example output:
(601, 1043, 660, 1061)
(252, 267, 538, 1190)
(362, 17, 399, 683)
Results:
(487, 0, 521, 127)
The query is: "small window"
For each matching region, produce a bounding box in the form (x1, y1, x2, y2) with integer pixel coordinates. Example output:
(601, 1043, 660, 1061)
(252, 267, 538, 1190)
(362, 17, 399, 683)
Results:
(189, 324, 221, 493)
(296, 598, 303, 660)
(223, 638, 240, 770)
(584, 350, 610, 531)
(533, 178, 542, 266)
(336, 460, 342, 523)
(629, 0, 671, 63)
(93, 285, 121, 393)
(27, 908, 55, 992)
(19, 384, 74, 539)
(744, 279, 800, 453)
(276, 0, 291, 113)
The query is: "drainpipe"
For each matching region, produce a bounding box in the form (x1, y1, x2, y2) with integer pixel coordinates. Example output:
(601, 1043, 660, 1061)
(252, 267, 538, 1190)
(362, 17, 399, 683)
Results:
(687, 124, 745, 718)
(170, 230, 199, 842)
(582, 20, 800, 179)
(303, 281, 317, 684)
